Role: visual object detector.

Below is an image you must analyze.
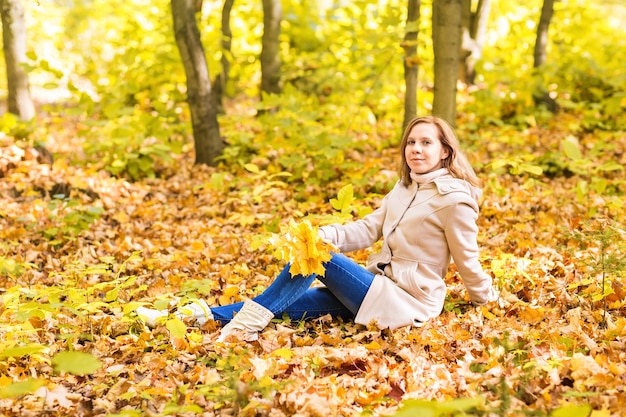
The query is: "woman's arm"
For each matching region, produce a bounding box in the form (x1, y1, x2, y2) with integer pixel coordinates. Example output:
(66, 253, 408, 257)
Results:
(319, 194, 389, 253)
(444, 202, 498, 305)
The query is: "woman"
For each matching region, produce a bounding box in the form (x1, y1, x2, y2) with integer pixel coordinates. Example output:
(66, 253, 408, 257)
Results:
(138, 116, 499, 342)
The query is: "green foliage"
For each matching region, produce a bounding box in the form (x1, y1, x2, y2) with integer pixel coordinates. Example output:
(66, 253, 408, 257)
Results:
(282, 0, 407, 111)
(564, 218, 626, 324)
(0, 113, 35, 140)
(219, 84, 365, 187)
(488, 154, 544, 177)
(239, 163, 292, 205)
(536, 134, 624, 218)
(0, 256, 37, 281)
(467, 0, 626, 127)
(20, 0, 625, 185)
(42, 194, 103, 244)
(49, 0, 189, 180)
(81, 109, 184, 180)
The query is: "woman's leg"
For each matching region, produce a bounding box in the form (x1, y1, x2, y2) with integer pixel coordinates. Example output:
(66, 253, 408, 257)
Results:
(211, 287, 353, 324)
(210, 253, 374, 324)
(315, 252, 375, 314)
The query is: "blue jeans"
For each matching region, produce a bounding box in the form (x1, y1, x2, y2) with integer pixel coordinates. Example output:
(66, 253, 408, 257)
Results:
(210, 253, 375, 324)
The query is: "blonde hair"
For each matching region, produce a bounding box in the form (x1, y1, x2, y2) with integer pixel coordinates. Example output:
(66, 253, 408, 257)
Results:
(399, 116, 481, 187)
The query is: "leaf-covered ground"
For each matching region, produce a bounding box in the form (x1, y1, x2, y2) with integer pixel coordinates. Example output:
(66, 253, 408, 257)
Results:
(1, 111, 625, 416)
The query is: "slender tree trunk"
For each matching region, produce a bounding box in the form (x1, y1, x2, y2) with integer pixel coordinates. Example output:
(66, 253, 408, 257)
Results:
(432, 0, 462, 125)
(221, 0, 234, 85)
(402, 0, 420, 131)
(213, 0, 234, 113)
(459, 0, 491, 85)
(171, 0, 223, 165)
(533, 0, 558, 112)
(1, 0, 35, 120)
(260, 0, 281, 96)
(534, 0, 554, 68)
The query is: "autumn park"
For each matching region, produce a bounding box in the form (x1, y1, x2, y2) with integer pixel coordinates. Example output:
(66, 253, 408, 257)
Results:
(0, 0, 625, 415)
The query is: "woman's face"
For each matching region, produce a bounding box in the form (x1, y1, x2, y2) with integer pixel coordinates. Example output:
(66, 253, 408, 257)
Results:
(404, 122, 449, 174)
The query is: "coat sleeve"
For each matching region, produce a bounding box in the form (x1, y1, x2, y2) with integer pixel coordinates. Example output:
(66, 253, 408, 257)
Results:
(443, 202, 498, 305)
(319, 193, 390, 253)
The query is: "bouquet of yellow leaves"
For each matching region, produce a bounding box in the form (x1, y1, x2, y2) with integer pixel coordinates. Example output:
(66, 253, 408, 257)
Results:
(270, 220, 337, 277)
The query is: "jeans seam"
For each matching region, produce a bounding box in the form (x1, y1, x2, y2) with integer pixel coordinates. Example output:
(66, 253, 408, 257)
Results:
(324, 260, 373, 295)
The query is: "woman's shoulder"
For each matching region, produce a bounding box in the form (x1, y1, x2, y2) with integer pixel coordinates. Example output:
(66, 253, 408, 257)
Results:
(433, 176, 471, 194)
(432, 177, 480, 205)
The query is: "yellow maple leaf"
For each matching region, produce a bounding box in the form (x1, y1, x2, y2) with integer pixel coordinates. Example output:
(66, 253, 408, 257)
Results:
(219, 286, 240, 306)
(270, 220, 336, 278)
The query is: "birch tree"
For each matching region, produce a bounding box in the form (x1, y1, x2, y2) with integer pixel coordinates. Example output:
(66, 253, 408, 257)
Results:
(1, 0, 35, 120)
(459, 0, 491, 85)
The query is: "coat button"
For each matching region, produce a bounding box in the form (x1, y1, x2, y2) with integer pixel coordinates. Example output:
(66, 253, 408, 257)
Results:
(450, 183, 458, 189)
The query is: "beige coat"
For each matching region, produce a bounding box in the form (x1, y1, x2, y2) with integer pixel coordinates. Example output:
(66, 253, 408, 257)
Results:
(319, 168, 497, 330)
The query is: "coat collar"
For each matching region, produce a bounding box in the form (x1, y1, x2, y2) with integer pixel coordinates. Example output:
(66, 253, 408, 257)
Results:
(409, 168, 450, 185)
(409, 168, 482, 202)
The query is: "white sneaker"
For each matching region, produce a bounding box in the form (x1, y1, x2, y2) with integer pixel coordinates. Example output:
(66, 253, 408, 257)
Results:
(136, 306, 168, 328)
(174, 298, 213, 326)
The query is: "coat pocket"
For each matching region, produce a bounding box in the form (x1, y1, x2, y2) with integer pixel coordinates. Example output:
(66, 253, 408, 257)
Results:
(398, 262, 444, 308)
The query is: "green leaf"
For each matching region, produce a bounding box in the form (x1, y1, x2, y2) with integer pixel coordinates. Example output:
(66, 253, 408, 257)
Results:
(437, 397, 484, 413)
(390, 399, 437, 417)
(0, 344, 46, 359)
(0, 378, 46, 399)
(52, 351, 103, 376)
(598, 160, 624, 172)
(330, 184, 354, 214)
(105, 287, 119, 302)
(244, 163, 260, 173)
(517, 163, 543, 176)
(561, 138, 582, 160)
(389, 397, 484, 417)
(489, 159, 508, 171)
(550, 404, 592, 417)
(166, 318, 187, 339)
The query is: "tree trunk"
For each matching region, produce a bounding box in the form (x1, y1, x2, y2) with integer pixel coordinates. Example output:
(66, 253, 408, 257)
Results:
(533, 0, 558, 112)
(260, 0, 281, 96)
(402, 0, 420, 131)
(459, 0, 491, 85)
(534, 0, 554, 68)
(213, 0, 234, 113)
(1, 0, 35, 120)
(432, 0, 462, 125)
(171, 0, 223, 165)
